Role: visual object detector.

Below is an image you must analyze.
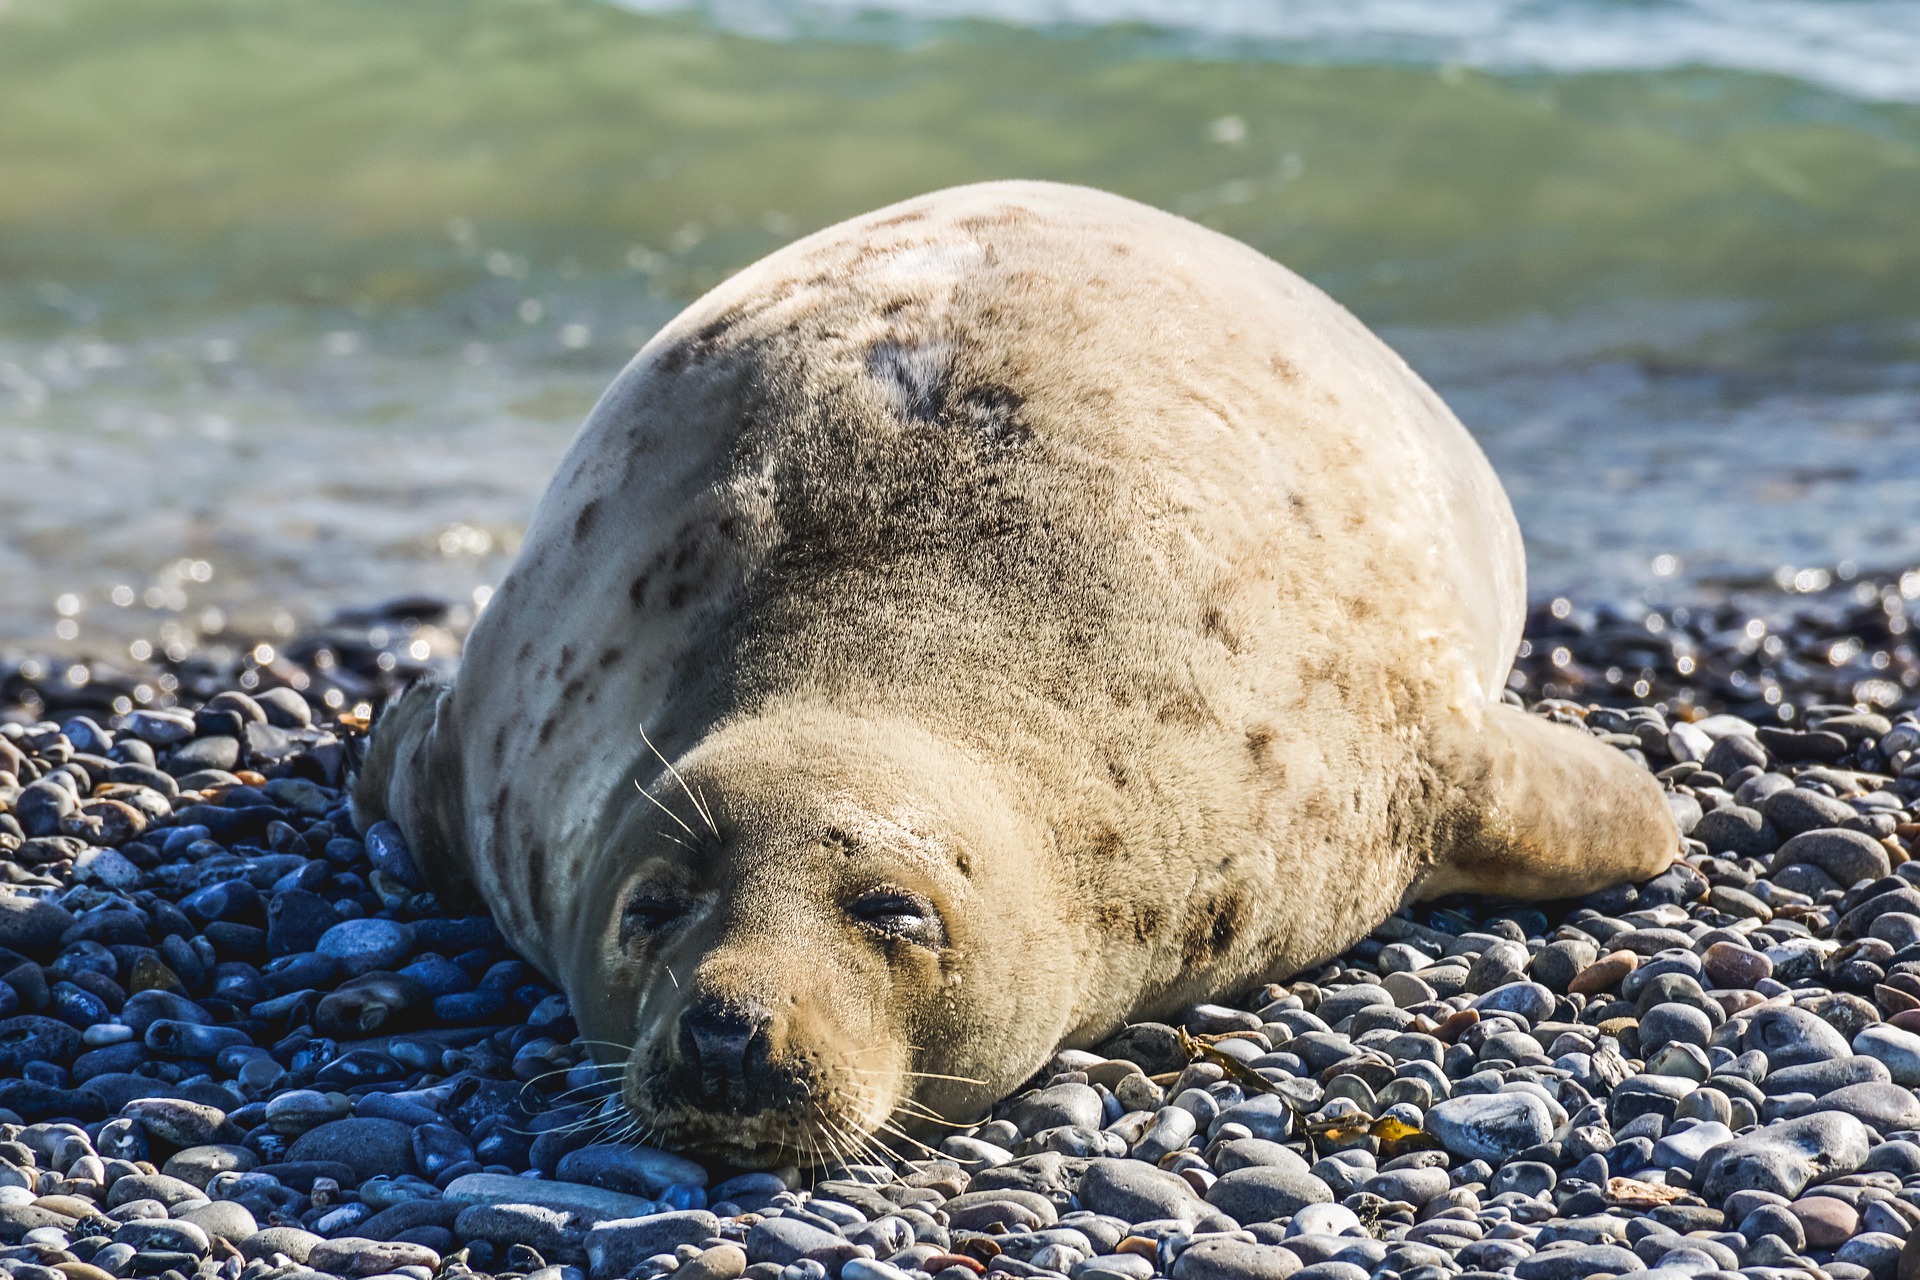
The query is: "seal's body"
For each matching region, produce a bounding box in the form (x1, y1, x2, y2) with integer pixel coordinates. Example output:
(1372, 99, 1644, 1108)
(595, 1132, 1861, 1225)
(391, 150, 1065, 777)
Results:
(355, 182, 1676, 1166)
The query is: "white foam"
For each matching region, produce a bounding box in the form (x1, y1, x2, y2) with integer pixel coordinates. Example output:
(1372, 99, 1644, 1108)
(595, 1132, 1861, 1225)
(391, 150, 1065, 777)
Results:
(609, 0, 1920, 103)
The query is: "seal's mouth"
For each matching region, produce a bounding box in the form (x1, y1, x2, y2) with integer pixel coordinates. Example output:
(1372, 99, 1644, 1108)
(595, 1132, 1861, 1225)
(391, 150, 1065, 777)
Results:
(621, 993, 907, 1170)
(629, 1094, 902, 1171)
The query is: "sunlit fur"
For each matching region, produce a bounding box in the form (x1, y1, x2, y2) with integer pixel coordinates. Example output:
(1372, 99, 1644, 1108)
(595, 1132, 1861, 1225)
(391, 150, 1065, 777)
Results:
(354, 181, 1678, 1168)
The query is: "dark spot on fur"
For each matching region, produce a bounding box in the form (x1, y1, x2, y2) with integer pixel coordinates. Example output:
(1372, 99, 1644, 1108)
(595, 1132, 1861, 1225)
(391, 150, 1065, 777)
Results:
(1246, 725, 1275, 758)
(869, 340, 949, 423)
(666, 582, 692, 610)
(491, 726, 508, 764)
(1271, 354, 1302, 383)
(561, 676, 586, 702)
(1156, 690, 1211, 728)
(628, 574, 650, 609)
(572, 498, 601, 542)
(1096, 901, 1162, 942)
(556, 645, 574, 675)
(517, 641, 534, 663)
(873, 209, 929, 227)
(951, 383, 1029, 447)
(1182, 892, 1250, 965)
(1090, 825, 1123, 858)
(598, 646, 624, 670)
(1201, 605, 1242, 653)
(538, 717, 557, 746)
(525, 843, 549, 891)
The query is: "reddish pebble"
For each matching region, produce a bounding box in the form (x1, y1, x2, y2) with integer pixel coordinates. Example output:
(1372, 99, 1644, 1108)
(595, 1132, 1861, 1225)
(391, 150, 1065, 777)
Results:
(1568, 950, 1639, 996)
(1790, 1195, 1859, 1248)
(1702, 941, 1772, 989)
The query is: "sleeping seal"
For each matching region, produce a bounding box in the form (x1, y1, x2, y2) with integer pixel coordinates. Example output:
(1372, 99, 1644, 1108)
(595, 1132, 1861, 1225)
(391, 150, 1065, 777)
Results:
(353, 180, 1677, 1168)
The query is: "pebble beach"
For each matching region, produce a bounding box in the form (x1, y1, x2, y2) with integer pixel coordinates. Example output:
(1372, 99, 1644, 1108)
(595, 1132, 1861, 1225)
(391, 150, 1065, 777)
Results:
(4, 567, 1920, 1280)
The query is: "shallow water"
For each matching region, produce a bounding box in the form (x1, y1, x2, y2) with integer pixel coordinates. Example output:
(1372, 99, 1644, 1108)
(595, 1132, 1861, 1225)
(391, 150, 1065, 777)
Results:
(2, 0, 1917, 658)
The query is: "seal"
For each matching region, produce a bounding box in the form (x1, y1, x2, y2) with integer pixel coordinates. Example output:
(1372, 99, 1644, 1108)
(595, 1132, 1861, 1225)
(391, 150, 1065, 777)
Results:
(353, 180, 1678, 1168)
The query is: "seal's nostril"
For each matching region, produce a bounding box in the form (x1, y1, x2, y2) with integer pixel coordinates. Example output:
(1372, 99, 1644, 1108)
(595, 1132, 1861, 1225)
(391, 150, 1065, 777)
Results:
(677, 997, 773, 1104)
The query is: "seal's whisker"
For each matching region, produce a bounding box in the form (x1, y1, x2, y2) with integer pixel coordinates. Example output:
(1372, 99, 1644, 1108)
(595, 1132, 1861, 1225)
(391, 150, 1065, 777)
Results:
(898, 1069, 989, 1086)
(889, 1101, 967, 1130)
(640, 722, 719, 838)
(573, 1038, 641, 1058)
(875, 1118, 940, 1161)
(633, 776, 700, 841)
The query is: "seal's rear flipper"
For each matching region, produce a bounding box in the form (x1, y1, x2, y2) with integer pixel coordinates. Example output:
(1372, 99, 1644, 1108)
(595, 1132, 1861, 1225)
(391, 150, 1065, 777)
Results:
(1418, 703, 1679, 902)
(350, 676, 482, 912)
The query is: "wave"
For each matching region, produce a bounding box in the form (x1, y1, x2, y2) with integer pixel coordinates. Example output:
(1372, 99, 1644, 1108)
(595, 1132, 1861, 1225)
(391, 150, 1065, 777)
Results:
(609, 0, 1920, 102)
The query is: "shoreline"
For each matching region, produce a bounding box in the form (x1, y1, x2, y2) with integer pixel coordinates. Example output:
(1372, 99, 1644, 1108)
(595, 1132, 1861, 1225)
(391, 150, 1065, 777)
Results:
(0, 573, 1918, 1279)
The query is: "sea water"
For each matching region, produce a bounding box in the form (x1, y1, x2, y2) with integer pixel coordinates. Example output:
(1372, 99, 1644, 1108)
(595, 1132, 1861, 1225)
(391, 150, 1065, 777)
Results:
(1, 0, 1916, 657)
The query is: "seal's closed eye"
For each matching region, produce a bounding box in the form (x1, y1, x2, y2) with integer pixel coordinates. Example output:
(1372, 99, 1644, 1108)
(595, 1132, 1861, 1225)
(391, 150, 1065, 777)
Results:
(621, 889, 692, 948)
(849, 888, 945, 949)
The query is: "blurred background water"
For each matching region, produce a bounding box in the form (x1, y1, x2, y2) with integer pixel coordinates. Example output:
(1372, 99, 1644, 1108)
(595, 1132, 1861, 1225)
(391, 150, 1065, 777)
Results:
(3, 0, 1918, 663)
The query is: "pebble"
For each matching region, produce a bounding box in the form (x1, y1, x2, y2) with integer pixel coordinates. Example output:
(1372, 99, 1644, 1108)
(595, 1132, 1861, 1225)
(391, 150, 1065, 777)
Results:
(6, 587, 1920, 1280)
(1423, 1092, 1554, 1162)
(316, 918, 415, 976)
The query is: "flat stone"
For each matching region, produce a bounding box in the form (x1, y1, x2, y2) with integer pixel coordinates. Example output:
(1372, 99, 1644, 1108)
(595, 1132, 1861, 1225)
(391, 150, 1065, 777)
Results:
(1204, 1166, 1334, 1224)
(1568, 951, 1638, 996)
(1773, 829, 1892, 888)
(585, 1211, 724, 1280)
(286, 1117, 416, 1181)
(1819, 1080, 1920, 1131)
(555, 1143, 709, 1197)
(1697, 1111, 1872, 1204)
(1514, 1244, 1645, 1279)
(1423, 1092, 1554, 1163)
(745, 1216, 846, 1266)
(444, 1172, 658, 1223)
(1854, 1023, 1920, 1086)
(1170, 1238, 1303, 1280)
(0, 896, 74, 958)
(455, 1203, 581, 1255)
(315, 919, 414, 976)
(305, 1238, 442, 1277)
(1741, 1005, 1853, 1067)
(239, 1226, 324, 1264)
(1078, 1158, 1209, 1225)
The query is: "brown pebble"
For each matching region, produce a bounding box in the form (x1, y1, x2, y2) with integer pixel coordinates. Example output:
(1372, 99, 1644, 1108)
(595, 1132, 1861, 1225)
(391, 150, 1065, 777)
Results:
(1702, 940, 1772, 989)
(1892, 1009, 1920, 1035)
(678, 1245, 748, 1280)
(31, 1196, 91, 1220)
(54, 1266, 117, 1280)
(924, 1254, 986, 1275)
(1434, 1009, 1479, 1044)
(1790, 1195, 1859, 1248)
(1879, 984, 1920, 1017)
(1568, 951, 1639, 996)
(1598, 1016, 1641, 1056)
(1084, 1059, 1145, 1090)
(1116, 1238, 1160, 1261)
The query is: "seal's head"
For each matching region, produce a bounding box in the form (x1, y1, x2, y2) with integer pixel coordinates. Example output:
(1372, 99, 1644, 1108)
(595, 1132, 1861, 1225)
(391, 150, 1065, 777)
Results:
(564, 701, 1075, 1169)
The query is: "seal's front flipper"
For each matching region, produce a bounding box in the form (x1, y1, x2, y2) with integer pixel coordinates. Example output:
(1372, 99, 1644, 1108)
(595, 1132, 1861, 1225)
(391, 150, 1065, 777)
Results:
(350, 676, 481, 912)
(1419, 703, 1679, 901)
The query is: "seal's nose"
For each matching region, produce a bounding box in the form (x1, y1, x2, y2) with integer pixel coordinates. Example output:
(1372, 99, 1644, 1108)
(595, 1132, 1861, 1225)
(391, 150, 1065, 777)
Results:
(677, 996, 778, 1108)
